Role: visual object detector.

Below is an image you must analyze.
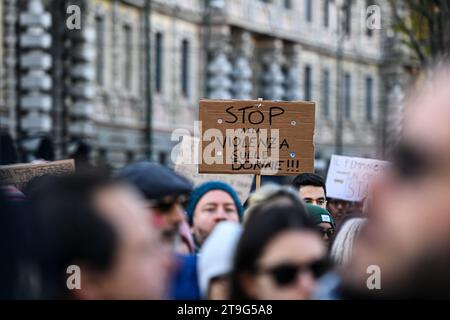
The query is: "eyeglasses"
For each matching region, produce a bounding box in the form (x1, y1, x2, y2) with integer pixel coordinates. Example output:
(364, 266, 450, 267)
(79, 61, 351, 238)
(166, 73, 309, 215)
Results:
(327, 199, 349, 207)
(317, 226, 335, 238)
(391, 142, 433, 180)
(256, 258, 331, 287)
(147, 194, 188, 213)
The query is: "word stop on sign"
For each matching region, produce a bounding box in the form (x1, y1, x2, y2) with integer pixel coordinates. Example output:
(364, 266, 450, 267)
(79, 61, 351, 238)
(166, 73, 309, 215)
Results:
(198, 99, 316, 176)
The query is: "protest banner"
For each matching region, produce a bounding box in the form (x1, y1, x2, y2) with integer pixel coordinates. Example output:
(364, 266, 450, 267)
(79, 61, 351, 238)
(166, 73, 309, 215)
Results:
(0, 159, 76, 190)
(325, 155, 389, 202)
(174, 135, 253, 203)
(198, 99, 316, 176)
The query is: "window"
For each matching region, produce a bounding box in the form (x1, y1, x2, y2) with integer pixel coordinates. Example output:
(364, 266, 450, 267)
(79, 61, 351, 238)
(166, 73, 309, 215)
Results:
(344, 73, 352, 119)
(365, 76, 373, 122)
(155, 32, 163, 93)
(159, 152, 167, 166)
(126, 151, 135, 164)
(321, 69, 330, 118)
(181, 39, 190, 97)
(97, 148, 108, 167)
(323, 0, 330, 28)
(343, 0, 352, 36)
(123, 25, 132, 90)
(366, 0, 375, 37)
(304, 65, 312, 101)
(284, 0, 291, 9)
(306, 0, 313, 22)
(95, 16, 105, 85)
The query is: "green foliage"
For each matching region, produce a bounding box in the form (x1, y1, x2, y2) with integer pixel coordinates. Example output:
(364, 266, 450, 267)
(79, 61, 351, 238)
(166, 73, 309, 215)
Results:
(388, 0, 450, 66)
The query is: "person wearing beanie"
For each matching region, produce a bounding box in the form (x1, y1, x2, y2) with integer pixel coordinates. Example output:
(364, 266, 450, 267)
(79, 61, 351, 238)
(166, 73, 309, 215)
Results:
(185, 181, 243, 249)
(198, 221, 242, 299)
(116, 161, 193, 249)
(306, 204, 336, 243)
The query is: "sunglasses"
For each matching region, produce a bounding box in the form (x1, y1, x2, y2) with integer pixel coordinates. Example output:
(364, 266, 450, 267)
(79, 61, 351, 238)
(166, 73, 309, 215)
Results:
(317, 226, 335, 238)
(147, 194, 188, 213)
(392, 142, 433, 180)
(256, 258, 331, 287)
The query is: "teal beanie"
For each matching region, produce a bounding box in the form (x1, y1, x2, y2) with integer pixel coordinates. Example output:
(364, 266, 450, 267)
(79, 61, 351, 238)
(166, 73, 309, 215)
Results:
(185, 181, 243, 224)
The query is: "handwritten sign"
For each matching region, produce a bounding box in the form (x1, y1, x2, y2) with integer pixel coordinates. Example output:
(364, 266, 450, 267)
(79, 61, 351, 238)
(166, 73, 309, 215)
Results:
(0, 159, 75, 190)
(325, 155, 389, 202)
(198, 99, 315, 175)
(174, 135, 253, 203)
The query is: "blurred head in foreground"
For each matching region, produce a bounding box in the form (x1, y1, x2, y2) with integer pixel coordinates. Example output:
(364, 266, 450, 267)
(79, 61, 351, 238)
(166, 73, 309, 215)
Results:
(230, 191, 329, 300)
(342, 64, 450, 299)
(198, 221, 242, 300)
(30, 174, 172, 299)
(244, 184, 299, 222)
(330, 218, 366, 267)
(117, 162, 192, 250)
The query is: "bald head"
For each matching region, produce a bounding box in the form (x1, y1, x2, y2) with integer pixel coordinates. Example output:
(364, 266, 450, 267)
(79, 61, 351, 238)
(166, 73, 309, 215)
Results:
(403, 67, 450, 157)
(341, 63, 450, 298)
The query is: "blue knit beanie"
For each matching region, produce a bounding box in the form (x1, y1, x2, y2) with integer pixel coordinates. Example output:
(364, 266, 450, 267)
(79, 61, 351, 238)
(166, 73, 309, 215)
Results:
(185, 181, 244, 224)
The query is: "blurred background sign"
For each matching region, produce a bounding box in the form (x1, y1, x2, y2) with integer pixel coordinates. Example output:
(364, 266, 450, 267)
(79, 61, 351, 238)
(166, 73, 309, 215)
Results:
(0, 159, 75, 190)
(325, 155, 388, 201)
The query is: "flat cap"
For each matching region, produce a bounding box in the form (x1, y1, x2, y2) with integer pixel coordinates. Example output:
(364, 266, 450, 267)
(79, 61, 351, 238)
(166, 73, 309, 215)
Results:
(116, 161, 193, 201)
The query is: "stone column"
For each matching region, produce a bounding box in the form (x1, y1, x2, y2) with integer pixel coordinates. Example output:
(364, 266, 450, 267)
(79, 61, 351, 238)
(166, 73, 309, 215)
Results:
(206, 5, 232, 99)
(232, 31, 253, 100)
(260, 39, 285, 100)
(284, 44, 302, 101)
(1, 0, 18, 136)
(65, 0, 95, 141)
(19, 0, 53, 157)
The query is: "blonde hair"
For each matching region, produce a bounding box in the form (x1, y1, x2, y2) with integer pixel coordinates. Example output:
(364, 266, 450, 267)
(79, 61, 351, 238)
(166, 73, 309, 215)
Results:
(243, 184, 301, 223)
(330, 218, 367, 266)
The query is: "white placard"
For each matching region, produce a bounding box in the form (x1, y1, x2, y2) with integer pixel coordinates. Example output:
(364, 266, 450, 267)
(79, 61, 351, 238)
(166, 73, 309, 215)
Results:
(326, 155, 389, 202)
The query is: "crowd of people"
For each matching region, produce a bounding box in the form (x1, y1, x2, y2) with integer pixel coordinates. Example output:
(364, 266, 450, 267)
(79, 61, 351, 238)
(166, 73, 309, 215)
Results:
(1, 65, 450, 300)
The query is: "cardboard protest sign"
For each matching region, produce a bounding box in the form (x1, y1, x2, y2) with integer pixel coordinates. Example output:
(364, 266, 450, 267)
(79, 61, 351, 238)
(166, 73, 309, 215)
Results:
(325, 155, 389, 202)
(198, 99, 315, 176)
(174, 135, 253, 204)
(0, 159, 75, 190)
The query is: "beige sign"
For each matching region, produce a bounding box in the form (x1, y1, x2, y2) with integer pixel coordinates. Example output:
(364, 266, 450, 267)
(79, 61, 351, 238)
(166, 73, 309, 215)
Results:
(0, 159, 76, 190)
(198, 99, 315, 176)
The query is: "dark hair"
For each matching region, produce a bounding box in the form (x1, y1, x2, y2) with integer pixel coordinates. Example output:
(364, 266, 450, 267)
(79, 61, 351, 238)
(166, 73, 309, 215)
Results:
(230, 196, 316, 300)
(0, 189, 22, 298)
(0, 132, 18, 165)
(292, 173, 326, 195)
(28, 173, 119, 299)
(34, 136, 55, 161)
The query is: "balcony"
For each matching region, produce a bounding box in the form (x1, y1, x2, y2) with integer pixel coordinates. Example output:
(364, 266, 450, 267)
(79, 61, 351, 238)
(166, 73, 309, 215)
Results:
(225, 0, 297, 39)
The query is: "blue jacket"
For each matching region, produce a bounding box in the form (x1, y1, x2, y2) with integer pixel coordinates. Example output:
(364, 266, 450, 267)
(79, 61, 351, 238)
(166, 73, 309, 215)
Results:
(170, 254, 201, 300)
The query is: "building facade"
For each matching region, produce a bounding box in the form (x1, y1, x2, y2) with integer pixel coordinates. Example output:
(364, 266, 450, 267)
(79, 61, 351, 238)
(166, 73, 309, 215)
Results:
(0, 0, 408, 169)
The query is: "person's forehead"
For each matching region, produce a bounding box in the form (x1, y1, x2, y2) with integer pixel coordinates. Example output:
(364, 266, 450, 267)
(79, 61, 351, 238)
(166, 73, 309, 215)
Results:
(403, 82, 450, 154)
(198, 190, 235, 205)
(318, 222, 333, 229)
(299, 185, 326, 197)
(95, 185, 152, 235)
(260, 231, 324, 263)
